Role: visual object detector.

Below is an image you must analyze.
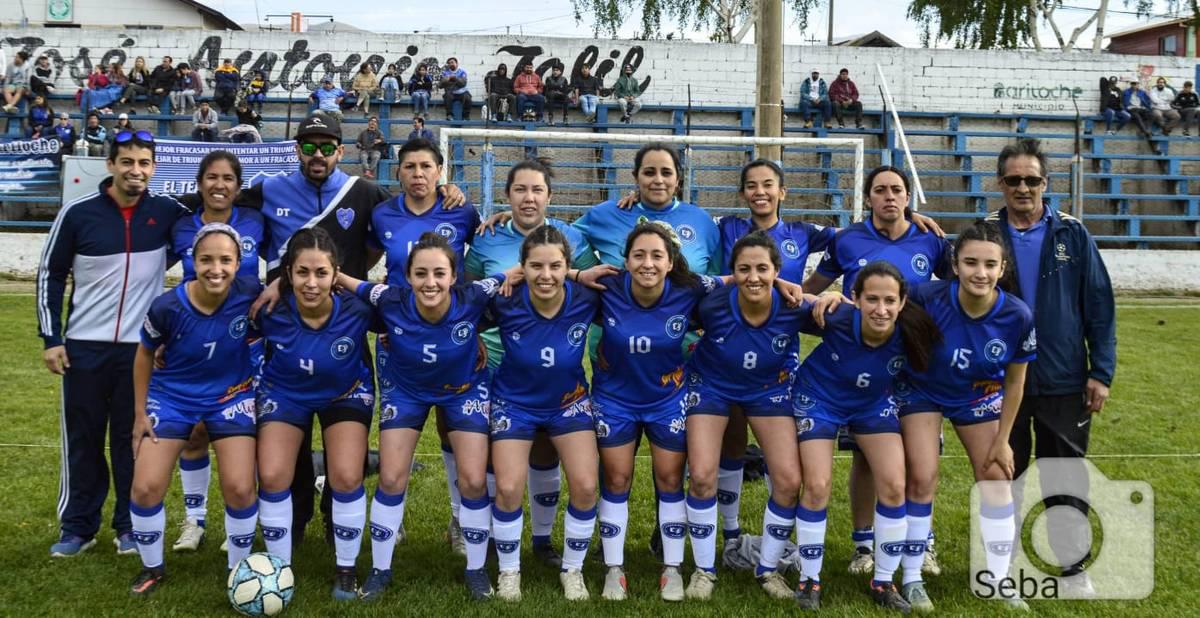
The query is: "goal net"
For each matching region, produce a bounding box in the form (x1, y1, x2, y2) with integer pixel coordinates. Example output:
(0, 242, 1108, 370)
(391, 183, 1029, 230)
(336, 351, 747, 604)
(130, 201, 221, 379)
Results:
(436, 129, 867, 226)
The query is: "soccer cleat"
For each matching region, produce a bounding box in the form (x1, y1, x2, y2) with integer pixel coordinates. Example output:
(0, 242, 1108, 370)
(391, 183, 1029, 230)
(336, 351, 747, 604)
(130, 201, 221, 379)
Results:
(902, 581, 934, 614)
(871, 581, 912, 613)
(172, 517, 205, 552)
(114, 532, 138, 555)
(465, 568, 494, 601)
(560, 568, 589, 601)
(359, 568, 392, 602)
(794, 578, 822, 610)
(1003, 596, 1031, 611)
(496, 570, 522, 602)
(847, 545, 874, 575)
(921, 544, 942, 576)
(532, 541, 563, 568)
(758, 571, 792, 600)
(659, 566, 684, 602)
(601, 566, 627, 601)
(685, 569, 717, 600)
(332, 566, 359, 601)
(50, 534, 97, 558)
(447, 518, 466, 557)
(130, 566, 165, 597)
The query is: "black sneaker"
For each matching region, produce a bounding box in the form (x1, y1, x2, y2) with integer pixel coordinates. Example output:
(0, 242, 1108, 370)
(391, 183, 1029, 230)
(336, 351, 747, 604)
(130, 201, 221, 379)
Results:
(871, 581, 912, 613)
(465, 567, 494, 601)
(359, 568, 392, 602)
(531, 541, 563, 568)
(794, 578, 821, 610)
(130, 566, 165, 597)
(332, 566, 359, 601)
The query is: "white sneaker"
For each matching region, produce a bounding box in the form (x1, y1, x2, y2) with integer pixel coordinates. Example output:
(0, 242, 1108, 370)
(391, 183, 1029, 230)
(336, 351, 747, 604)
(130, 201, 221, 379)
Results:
(172, 517, 205, 552)
(560, 568, 589, 601)
(848, 546, 874, 574)
(757, 570, 792, 599)
(496, 570, 522, 602)
(601, 566, 627, 600)
(659, 566, 684, 602)
(447, 518, 466, 557)
(685, 569, 717, 600)
(922, 544, 942, 576)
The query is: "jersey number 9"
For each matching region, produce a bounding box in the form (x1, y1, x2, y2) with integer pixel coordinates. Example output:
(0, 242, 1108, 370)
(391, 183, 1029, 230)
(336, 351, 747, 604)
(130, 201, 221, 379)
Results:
(541, 346, 555, 368)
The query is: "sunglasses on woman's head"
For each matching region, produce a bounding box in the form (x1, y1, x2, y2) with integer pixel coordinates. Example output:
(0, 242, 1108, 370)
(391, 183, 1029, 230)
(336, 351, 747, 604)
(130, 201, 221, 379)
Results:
(299, 142, 338, 157)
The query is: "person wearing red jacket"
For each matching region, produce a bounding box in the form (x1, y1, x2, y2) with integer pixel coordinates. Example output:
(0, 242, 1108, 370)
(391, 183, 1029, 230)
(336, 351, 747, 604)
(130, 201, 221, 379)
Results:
(513, 63, 545, 122)
(830, 68, 864, 129)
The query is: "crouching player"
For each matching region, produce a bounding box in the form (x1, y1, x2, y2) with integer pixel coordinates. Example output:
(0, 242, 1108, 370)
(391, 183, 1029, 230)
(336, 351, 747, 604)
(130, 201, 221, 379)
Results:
(129, 223, 261, 595)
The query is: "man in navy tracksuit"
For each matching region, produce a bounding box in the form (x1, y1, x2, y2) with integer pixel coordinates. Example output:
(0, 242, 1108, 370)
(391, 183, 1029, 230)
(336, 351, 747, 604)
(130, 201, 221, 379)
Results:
(38, 132, 191, 557)
(987, 138, 1116, 592)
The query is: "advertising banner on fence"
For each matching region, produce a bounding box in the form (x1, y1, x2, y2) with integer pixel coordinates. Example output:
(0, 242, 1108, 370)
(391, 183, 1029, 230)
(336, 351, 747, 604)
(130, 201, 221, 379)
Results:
(151, 140, 299, 195)
(0, 138, 61, 198)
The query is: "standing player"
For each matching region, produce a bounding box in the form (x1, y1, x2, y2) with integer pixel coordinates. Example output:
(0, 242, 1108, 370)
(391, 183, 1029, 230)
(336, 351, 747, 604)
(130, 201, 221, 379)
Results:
(127, 224, 260, 595)
(488, 226, 601, 602)
(168, 150, 266, 552)
(253, 228, 380, 601)
(38, 130, 192, 558)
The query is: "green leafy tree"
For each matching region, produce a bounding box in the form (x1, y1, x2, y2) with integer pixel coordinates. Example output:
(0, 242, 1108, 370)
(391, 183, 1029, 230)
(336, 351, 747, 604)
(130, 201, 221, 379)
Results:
(572, 0, 821, 43)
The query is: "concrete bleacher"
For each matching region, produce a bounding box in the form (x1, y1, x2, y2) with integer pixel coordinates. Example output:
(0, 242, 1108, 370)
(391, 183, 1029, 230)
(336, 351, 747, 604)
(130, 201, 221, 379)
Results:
(2, 91, 1198, 248)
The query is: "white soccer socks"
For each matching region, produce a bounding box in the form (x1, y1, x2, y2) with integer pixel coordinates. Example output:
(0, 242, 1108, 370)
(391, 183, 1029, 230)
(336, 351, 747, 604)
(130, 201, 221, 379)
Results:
(794, 505, 828, 582)
(258, 488, 293, 562)
(598, 489, 630, 567)
(224, 502, 258, 569)
(562, 503, 597, 570)
(330, 485, 366, 568)
(716, 459, 744, 542)
(369, 488, 406, 571)
(979, 500, 1016, 585)
(179, 454, 210, 525)
(757, 498, 797, 576)
(658, 490, 687, 567)
(686, 494, 718, 572)
(872, 502, 907, 584)
(131, 501, 166, 569)
(460, 494, 492, 571)
(528, 463, 561, 549)
(901, 500, 932, 585)
(492, 505, 524, 572)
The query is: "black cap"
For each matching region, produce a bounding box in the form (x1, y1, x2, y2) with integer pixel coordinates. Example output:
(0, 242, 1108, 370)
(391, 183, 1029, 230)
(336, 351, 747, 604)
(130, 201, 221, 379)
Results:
(295, 113, 341, 140)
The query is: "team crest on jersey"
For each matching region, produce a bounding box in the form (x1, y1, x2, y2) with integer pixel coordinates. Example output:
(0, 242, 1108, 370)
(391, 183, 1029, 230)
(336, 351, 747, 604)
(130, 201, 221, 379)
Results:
(662, 522, 687, 539)
(911, 253, 931, 277)
(594, 419, 611, 438)
(797, 544, 825, 560)
(567, 323, 588, 346)
(795, 416, 815, 435)
(330, 336, 356, 360)
(228, 315, 249, 339)
(369, 523, 393, 542)
(781, 239, 801, 259)
(1021, 328, 1037, 353)
(336, 207, 355, 230)
(451, 321, 475, 345)
(984, 338, 1008, 363)
(857, 258, 868, 267)
(257, 398, 278, 418)
(384, 231, 393, 239)
(888, 355, 905, 376)
(378, 374, 395, 393)
(240, 236, 256, 258)
(771, 334, 791, 354)
(435, 222, 457, 240)
(333, 525, 361, 541)
(675, 224, 697, 244)
(599, 522, 621, 538)
(381, 404, 398, 422)
(665, 315, 688, 339)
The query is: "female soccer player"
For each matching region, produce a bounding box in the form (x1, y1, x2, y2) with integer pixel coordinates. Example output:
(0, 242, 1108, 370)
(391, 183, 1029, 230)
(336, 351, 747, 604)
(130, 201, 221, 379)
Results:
(488, 225, 601, 602)
(168, 150, 266, 552)
(592, 221, 722, 601)
(685, 231, 816, 601)
(790, 261, 940, 612)
(128, 223, 260, 596)
(335, 233, 515, 601)
(253, 227, 380, 601)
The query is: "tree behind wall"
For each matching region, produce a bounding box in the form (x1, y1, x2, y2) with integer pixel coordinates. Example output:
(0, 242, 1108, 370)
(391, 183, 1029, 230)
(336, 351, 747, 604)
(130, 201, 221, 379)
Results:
(572, 0, 821, 43)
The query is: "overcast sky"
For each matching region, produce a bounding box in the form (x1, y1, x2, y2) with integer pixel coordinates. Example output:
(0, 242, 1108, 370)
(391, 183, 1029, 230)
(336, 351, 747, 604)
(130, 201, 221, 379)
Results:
(195, 0, 1167, 47)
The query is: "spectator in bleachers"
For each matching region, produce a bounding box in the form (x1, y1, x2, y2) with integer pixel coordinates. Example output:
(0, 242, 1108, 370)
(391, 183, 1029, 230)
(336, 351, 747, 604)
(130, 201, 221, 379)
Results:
(310, 76, 346, 120)
(514, 62, 546, 122)
(544, 64, 571, 126)
(224, 98, 263, 143)
(408, 115, 434, 142)
(191, 100, 219, 142)
(1174, 81, 1198, 136)
(106, 62, 129, 110)
(799, 69, 832, 128)
(351, 62, 379, 115)
(245, 70, 268, 112)
(485, 63, 515, 122)
(80, 64, 120, 115)
(213, 58, 241, 116)
(52, 112, 77, 150)
(171, 63, 201, 116)
(148, 56, 175, 114)
(30, 55, 55, 100)
(3, 50, 31, 113)
(613, 63, 642, 124)
(27, 94, 54, 139)
(82, 112, 107, 156)
(1148, 77, 1180, 136)
(356, 115, 387, 179)
(407, 64, 434, 116)
(1122, 80, 1153, 136)
(1099, 76, 1129, 135)
(440, 57, 472, 121)
(118, 57, 150, 113)
(107, 113, 134, 149)
(380, 64, 401, 105)
(830, 67, 864, 129)
(572, 63, 602, 123)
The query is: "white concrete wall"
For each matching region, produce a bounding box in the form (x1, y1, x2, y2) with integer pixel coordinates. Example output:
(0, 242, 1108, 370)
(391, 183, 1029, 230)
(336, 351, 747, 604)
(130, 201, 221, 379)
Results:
(3, 232, 1196, 291)
(1, 28, 1195, 114)
(7, 1, 209, 30)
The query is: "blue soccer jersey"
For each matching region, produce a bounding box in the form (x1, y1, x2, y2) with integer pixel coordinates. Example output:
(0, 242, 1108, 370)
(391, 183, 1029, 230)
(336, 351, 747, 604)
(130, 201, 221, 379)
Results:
(139, 277, 261, 411)
(792, 304, 907, 411)
(370, 194, 481, 285)
(816, 221, 952, 296)
(255, 290, 379, 413)
(573, 199, 720, 275)
(489, 281, 600, 412)
(718, 216, 834, 283)
(903, 280, 1037, 408)
(170, 207, 266, 281)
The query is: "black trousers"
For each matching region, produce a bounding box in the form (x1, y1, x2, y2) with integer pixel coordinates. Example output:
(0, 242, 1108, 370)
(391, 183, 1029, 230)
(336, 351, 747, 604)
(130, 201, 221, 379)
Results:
(1010, 392, 1093, 575)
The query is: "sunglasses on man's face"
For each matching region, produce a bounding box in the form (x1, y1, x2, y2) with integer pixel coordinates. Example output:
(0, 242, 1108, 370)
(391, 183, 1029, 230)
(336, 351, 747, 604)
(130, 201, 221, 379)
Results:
(114, 130, 155, 145)
(1001, 175, 1044, 188)
(299, 142, 338, 157)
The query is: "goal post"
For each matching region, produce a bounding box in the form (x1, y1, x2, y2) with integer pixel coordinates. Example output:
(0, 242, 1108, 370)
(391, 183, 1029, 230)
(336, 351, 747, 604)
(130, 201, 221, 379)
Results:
(437, 128, 867, 225)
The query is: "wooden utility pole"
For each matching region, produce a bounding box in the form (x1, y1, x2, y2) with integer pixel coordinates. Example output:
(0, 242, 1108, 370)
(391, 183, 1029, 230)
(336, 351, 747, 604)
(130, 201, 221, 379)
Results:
(827, 0, 834, 45)
(755, 0, 784, 162)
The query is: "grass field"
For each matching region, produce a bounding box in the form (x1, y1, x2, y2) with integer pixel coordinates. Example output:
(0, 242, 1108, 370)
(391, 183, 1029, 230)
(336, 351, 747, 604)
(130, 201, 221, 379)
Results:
(1, 283, 1197, 616)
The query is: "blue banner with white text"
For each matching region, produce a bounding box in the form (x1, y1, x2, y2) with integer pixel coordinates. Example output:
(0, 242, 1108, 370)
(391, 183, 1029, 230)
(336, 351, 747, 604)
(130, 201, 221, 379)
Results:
(149, 140, 299, 195)
(0, 138, 61, 197)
